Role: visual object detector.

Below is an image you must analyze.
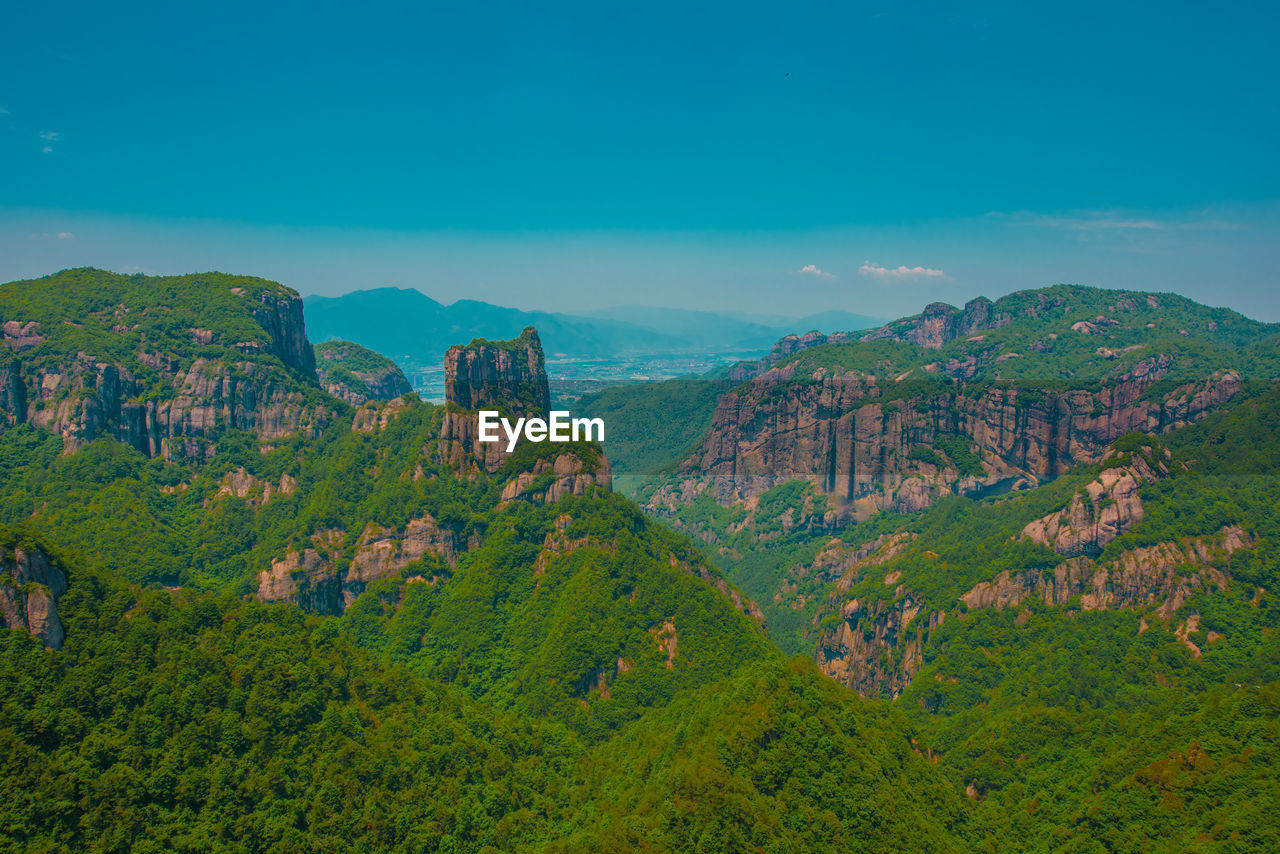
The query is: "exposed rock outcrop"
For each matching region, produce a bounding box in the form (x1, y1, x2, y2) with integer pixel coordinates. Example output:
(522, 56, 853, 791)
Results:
(437, 326, 612, 503)
(500, 452, 612, 505)
(256, 516, 461, 613)
(0, 543, 69, 649)
(662, 287, 1260, 522)
(0, 279, 333, 460)
(256, 529, 348, 613)
(342, 517, 459, 605)
(727, 295, 1010, 382)
(211, 467, 297, 507)
(816, 598, 944, 699)
(815, 524, 1251, 698)
(961, 525, 1248, 614)
(860, 296, 1014, 349)
(444, 326, 550, 417)
(247, 287, 318, 377)
(652, 361, 1239, 517)
(1021, 444, 1169, 557)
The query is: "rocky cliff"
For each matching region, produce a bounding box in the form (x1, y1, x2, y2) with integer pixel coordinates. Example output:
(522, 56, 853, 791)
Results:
(814, 524, 1250, 697)
(17, 354, 336, 460)
(437, 327, 611, 498)
(0, 542, 69, 649)
(653, 361, 1237, 517)
(1020, 441, 1169, 557)
(256, 516, 460, 613)
(314, 340, 413, 406)
(0, 269, 335, 460)
(444, 326, 550, 417)
(652, 286, 1264, 519)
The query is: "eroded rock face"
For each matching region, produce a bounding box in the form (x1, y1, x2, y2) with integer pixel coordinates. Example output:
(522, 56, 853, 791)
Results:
(257, 517, 461, 612)
(438, 326, 612, 503)
(816, 599, 943, 699)
(652, 363, 1239, 517)
(961, 525, 1247, 614)
(352, 396, 411, 433)
(211, 467, 297, 507)
(444, 326, 550, 417)
(435, 407, 514, 475)
(1021, 448, 1168, 557)
(344, 517, 459, 606)
(815, 524, 1251, 698)
(860, 296, 1014, 349)
(0, 544, 69, 649)
(1, 286, 333, 461)
(256, 529, 348, 614)
(499, 452, 612, 506)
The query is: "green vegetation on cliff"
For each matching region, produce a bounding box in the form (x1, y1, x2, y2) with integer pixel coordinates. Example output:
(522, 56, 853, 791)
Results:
(314, 339, 413, 404)
(4, 277, 1280, 851)
(0, 267, 320, 383)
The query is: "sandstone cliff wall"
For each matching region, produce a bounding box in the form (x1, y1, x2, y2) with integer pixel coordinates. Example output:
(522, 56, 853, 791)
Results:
(1, 289, 332, 460)
(655, 361, 1238, 516)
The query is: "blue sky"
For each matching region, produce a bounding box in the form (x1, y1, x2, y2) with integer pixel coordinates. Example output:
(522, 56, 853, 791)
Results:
(3, 1, 1278, 320)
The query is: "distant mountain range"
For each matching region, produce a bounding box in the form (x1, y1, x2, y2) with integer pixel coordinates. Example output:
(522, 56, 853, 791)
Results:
(302, 288, 884, 365)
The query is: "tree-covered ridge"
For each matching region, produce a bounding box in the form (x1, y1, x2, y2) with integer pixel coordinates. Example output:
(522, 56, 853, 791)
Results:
(777, 284, 1278, 391)
(315, 340, 401, 375)
(0, 268, 335, 462)
(3, 273, 1280, 850)
(0, 560, 964, 852)
(0, 267, 319, 383)
(314, 340, 413, 405)
(0, 388, 964, 850)
(656, 383, 1280, 849)
(0, 382, 773, 734)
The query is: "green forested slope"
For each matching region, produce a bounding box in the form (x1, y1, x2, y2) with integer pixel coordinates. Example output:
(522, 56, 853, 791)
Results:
(662, 384, 1280, 851)
(4, 276, 1280, 852)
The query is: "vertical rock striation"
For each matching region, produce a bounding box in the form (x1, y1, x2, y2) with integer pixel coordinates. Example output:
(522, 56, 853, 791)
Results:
(0, 543, 69, 649)
(444, 326, 550, 417)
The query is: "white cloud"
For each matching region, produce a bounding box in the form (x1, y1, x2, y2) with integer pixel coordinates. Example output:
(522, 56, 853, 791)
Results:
(798, 264, 836, 280)
(1036, 215, 1162, 231)
(56, 232, 75, 240)
(39, 131, 60, 141)
(0, 107, 9, 115)
(858, 263, 946, 281)
(41, 146, 53, 154)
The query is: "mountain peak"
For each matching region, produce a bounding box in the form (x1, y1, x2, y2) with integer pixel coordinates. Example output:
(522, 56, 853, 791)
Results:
(444, 326, 550, 417)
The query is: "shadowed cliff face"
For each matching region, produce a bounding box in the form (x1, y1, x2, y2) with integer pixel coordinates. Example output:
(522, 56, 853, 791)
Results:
(0, 543, 69, 649)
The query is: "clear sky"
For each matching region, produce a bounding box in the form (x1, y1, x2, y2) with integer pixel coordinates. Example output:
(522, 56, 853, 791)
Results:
(3, 1, 1278, 320)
